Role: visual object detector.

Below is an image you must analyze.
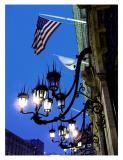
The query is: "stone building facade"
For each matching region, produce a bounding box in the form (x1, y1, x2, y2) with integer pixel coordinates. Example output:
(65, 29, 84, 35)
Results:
(73, 5, 118, 155)
(5, 129, 44, 155)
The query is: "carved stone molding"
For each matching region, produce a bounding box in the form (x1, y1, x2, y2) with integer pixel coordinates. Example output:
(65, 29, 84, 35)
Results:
(97, 73, 106, 81)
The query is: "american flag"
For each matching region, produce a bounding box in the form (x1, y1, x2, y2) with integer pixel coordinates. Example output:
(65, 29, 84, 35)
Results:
(32, 16, 61, 55)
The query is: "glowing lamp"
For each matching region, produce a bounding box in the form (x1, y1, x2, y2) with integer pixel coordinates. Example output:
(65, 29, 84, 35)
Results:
(78, 141, 82, 147)
(32, 83, 48, 105)
(49, 128, 55, 142)
(64, 149, 67, 153)
(58, 124, 66, 137)
(73, 147, 78, 153)
(56, 92, 66, 111)
(43, 98, 53, 113)
(68, 119, 76, 131)
(72, 128, 79, 138)
(18, 92, 29, 110)
(64, 130, 69, 139)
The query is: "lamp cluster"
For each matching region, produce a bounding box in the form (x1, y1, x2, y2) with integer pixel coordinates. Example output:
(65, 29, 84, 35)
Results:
(49, 120, 96, 155)
(49, 120, 77, 142)
(49, 121, 81, 154)
(17, 64, 66, 116)
(17, 47, 103, 155)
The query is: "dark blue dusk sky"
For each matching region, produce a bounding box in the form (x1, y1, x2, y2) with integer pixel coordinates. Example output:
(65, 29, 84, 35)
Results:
(5, 5, 90, 155)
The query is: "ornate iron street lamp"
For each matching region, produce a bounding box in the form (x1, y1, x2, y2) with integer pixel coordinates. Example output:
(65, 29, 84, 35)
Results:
(17, 47, 105, 155)
(49, 127, 55, 142)
(17, 91, 29, 112)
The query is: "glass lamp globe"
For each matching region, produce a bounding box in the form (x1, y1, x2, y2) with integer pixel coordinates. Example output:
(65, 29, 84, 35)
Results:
(49, 128, 55, 142)
(78, 141, 82, 147)
(64, 130, 69, 139)
(17, 92, 29, 111)
(73, 147, 78, 153)
(58, 124, 66, 137)
(64, 149, 67, 153)
(32, 90, 41, 106)
(43, 98, 53, 113)
(68, 119, 76, 131)
(56, 92, 66, 111)
(72, 128, 79, 138)
(32, 82, 48, 106)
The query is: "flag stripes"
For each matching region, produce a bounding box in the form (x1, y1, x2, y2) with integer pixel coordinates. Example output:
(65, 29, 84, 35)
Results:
(32, 17, 61, 55)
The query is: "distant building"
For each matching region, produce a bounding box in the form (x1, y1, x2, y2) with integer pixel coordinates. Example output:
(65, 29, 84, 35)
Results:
(28, 139, 44, 155)
(5, 129, 44, 155)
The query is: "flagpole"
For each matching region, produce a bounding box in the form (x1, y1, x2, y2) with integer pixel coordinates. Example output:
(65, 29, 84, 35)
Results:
(39, 13, 87, 24)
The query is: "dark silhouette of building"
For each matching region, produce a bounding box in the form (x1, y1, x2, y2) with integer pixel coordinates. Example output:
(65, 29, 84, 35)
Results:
(28, 139, 44, 155)
(5, 129, 44, 155)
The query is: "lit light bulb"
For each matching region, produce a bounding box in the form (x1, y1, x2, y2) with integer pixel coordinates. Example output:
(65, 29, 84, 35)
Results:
(72, 128, 78, 138)
(65, 132, 69, 139)
(49, 129, 55, 142)
(73, 147, 77, 152)
(64, 149, 67, 152)
(68, 119, 76, 132)
(64, 129, 69, 139)
(44, 98, 52, 113)
(18, 97, 28, 109)
(18, 92, 28, 110)
(41, 90, 47, 99)
(33, 91, 40, 105)
(78, 142, 82, 147)
(69, 123, 75, 131)
(50, 132, 55, 139)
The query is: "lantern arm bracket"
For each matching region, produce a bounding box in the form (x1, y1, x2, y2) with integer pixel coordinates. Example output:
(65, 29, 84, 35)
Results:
(64, 47, 92, 99)
(59, 142, 73, 149)
(20, 110, 34, 115)
(36, 104, 42, 113)
(79, 90, 103, 105)
(56, 47, 92, 120)
(31, 77, 79, 125)
(78, 90, 94, 101)
(31, 114, 60, 125)
(77, 73, 103, 111)
(53, 140, 60, 143)
(78, 82, 94, 101)
(78, 89, 103, 113)
(18, 47, 92, 125)
(59, 98, 93, 123)
(31, 66, 90, 125)
(52, 139, 66, 144)
(30, 64, 80, 125)
(38, 112, 49, 117)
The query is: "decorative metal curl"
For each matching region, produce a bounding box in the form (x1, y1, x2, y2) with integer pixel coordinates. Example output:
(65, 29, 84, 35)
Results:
(93, 103, 103, 114)
(78, 84, 104, 113)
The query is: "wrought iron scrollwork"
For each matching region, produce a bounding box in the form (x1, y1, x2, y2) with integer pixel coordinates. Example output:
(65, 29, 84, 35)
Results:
(93, 102, 103, 114)
(17, 47, 107, 154)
